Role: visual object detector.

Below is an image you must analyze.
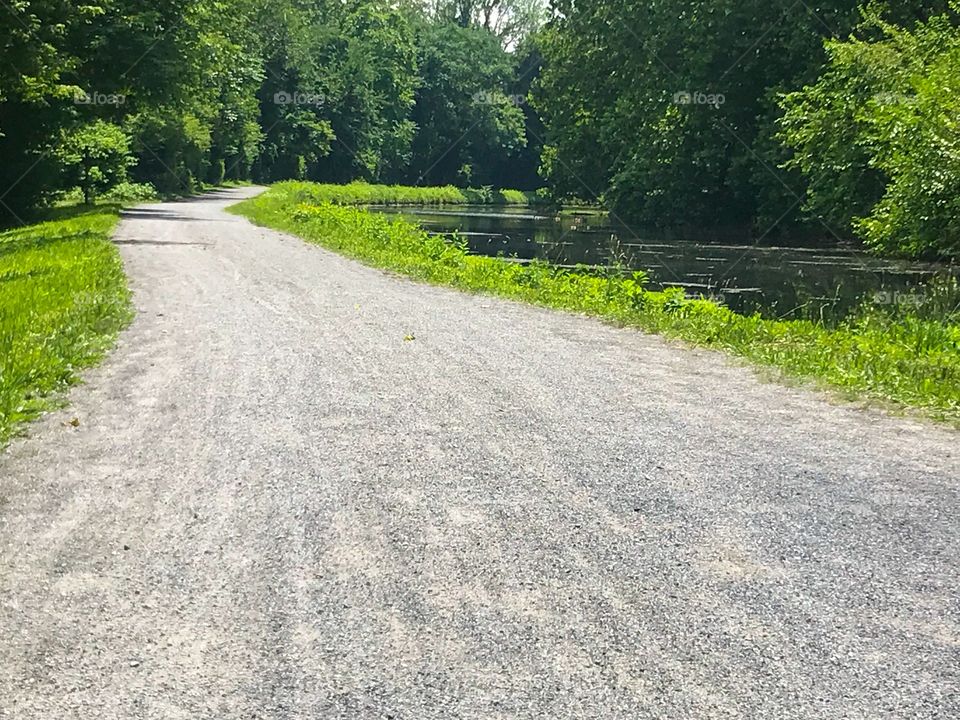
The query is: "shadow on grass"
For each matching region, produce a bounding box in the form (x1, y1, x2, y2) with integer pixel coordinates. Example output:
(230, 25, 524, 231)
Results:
(0, 204, 122, 259)
(0, 266, 55, 283)
(0, 227, 105, 258)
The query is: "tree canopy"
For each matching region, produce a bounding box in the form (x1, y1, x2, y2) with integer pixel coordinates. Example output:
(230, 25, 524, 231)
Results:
(3, 0, 960, 257)
(0, 0, 541, 219)
(534, 0, 958, 256)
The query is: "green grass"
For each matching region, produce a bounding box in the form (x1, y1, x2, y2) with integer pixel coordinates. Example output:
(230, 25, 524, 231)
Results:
(0, 205, 132, 442)
(231, 182, 960, 422)
(272, 180, 544, 206)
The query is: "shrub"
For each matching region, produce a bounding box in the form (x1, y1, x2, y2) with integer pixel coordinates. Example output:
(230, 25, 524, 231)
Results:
(56, 121, 135, 204)
(102, 181, 159, 202)
(780, 10, 960, 259)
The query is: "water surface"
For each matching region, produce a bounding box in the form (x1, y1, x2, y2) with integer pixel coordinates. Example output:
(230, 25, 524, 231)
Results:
(372, 205, 950, 320)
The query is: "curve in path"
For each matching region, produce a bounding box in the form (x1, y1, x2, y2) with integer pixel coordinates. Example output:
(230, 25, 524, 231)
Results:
(2, 187, 958, 718)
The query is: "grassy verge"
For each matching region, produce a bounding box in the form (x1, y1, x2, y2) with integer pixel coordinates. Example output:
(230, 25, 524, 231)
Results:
(230, 183, 960, 423)
(272, 180, 544, 206)
(0, 205, 132, 443)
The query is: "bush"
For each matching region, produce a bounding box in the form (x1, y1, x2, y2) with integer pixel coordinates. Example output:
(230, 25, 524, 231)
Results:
(780, 10, 960, 259)
(56, 121, 135, 204)
(102, 181, 159, 203)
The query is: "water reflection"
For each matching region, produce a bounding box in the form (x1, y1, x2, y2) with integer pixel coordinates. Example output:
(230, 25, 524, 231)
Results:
(370, 205, 951, 320)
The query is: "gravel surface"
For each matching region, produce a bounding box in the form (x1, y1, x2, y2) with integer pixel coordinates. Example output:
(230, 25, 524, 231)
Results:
(2, 187, 959, 719)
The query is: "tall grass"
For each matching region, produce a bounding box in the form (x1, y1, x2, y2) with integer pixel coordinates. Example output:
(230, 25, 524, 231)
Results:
(231, 184, 960, 422)
(274, 180, 543, 206)
(0, 206, 132, 442)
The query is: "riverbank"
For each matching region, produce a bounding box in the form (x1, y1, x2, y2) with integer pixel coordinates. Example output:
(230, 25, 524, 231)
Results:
(231, 182, 960, 423)
(278, 180, 543, 206)
(0, 205, 132, 442)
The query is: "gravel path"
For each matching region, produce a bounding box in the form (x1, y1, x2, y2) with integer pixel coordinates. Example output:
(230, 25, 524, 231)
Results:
(2, 187, 958, 719)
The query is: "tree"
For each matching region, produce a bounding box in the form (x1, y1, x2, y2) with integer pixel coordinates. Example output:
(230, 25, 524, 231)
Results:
(780, 6, 960, 258)
(0, 0, 548, 219)
(317, 0, 419, 182)
(408, 21, 526, 186)
(424, 0, 546, 48)
(534, 0, 951, 234)
(0, 0, 90, 218)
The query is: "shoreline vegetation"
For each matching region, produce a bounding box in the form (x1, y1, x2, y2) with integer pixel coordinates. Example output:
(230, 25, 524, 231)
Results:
(0, 206, 131, 443)
(282, 181, 546, 207)
(231, 182, 960, 424)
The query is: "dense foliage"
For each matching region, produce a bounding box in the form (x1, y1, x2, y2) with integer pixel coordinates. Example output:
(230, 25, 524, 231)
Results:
(0, 0, 539, 221)
(780, 7, 960, 258)
(56, 121, 134, 204)
(534, 0, 959, 257)
(4, 0, 960, 258)
(407, 22, 525, 186)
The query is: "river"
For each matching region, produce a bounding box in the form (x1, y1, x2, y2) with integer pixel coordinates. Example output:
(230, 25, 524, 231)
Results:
(370, 205, 951, 320)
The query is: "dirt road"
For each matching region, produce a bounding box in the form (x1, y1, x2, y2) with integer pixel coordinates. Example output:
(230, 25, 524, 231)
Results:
(2, 187, 958, 718)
